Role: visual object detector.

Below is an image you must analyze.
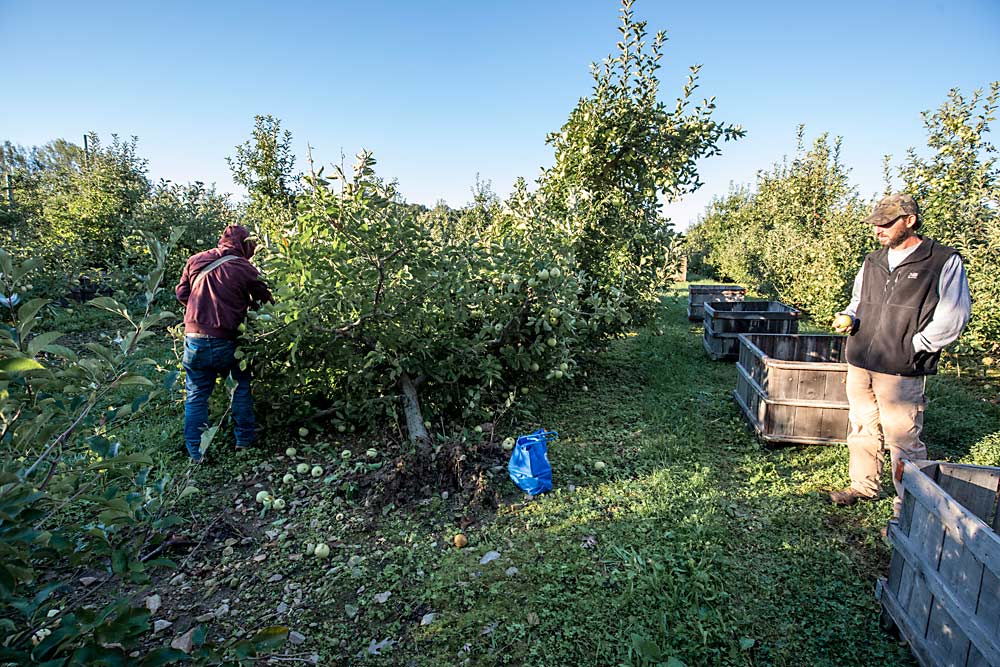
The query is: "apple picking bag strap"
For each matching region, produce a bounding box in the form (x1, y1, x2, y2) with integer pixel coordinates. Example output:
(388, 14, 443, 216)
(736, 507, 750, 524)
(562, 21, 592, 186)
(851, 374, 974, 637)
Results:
(192, 254, 240, 291)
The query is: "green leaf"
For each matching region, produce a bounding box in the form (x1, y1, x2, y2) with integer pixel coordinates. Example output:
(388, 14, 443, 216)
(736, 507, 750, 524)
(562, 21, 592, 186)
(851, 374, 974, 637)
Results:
(99, 509, 133, 525)
(191, 625, 208, 647)
(178, 486, 199, 500)
(85, 453, 154, 471)
(140, 647, 190, 667)
(251, 626, 289, 650)
(199, 425, 219, 456)
(27, 331, 63, 356)
(0, 357, 44, 373)
(39, 343, 77, 361)
(631, 634, 661, 661)
(163, 370, 180, 390)
(739, 637, 756, 650)
(115, 374, 154, 387)
(111, 549, 128, 574)
(88, 297, 130, 318)
(665, 658, 687, 667)
(16, 257, 42, 281)
(16, 298, 49, 330)
(0, 567, 14, 596)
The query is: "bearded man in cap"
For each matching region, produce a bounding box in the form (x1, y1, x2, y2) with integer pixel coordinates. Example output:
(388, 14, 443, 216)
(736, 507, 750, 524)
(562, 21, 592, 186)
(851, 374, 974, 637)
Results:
(829, 193, 971, 513)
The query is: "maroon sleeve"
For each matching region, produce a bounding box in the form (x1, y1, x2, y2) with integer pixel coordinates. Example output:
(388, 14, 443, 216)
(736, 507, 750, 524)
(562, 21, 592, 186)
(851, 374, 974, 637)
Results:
(248, 274, 274, 309)
(238, 260, 273, 309)
(176, 258, 193, 305)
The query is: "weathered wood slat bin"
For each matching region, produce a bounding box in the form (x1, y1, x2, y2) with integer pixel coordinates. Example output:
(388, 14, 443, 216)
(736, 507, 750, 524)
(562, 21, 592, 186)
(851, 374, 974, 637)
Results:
(687, 284, 746, 321)
(877, 460, 1000, 667)
(732, 333, 849, 445)
(703, 301, 802, 361)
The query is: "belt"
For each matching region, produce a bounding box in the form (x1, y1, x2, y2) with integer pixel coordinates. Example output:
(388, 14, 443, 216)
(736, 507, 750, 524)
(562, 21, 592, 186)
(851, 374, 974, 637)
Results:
(185, 332, 216, 339)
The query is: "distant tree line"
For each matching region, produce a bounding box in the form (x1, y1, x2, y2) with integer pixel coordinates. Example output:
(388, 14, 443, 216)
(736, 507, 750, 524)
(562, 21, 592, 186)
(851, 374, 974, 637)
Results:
(685, 83, 1000, 358)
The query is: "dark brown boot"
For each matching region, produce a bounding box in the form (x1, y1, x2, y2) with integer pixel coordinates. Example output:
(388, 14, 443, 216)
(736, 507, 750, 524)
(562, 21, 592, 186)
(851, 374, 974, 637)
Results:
(828, 487, 878, 506)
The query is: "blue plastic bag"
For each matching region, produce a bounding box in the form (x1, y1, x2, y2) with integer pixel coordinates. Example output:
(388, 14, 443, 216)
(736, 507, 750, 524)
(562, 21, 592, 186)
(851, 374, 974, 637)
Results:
(508, 429, 557, 495)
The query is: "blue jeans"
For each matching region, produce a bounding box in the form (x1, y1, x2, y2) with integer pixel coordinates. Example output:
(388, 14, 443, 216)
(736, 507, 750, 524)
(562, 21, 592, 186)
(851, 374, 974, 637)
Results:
(183, 336, 255, 460)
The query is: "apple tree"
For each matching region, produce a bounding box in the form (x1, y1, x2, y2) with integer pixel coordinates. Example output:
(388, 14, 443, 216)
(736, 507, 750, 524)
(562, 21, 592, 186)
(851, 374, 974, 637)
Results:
(247, 153, 625, 448)
(541, 0, 743, 327)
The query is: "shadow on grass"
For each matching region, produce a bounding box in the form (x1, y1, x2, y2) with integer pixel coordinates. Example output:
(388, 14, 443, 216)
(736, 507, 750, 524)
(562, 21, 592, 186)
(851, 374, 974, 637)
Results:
(398, 292, 920, 667)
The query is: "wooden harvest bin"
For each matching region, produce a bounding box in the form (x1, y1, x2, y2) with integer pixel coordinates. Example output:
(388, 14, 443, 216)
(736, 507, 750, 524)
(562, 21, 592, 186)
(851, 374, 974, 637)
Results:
(732, 334, 849, 445)
(687, 284, 746, 321)
(877, 460, 1000, 667)
(703, 301, 802, 361)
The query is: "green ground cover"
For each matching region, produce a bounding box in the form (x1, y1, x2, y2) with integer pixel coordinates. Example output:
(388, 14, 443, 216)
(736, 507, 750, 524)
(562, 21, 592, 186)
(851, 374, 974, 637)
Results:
(102, 285, 998, 667)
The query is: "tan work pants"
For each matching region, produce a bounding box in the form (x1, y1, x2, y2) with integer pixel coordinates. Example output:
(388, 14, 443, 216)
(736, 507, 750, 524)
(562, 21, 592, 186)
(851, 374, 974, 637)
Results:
(845, 364, 927, 509)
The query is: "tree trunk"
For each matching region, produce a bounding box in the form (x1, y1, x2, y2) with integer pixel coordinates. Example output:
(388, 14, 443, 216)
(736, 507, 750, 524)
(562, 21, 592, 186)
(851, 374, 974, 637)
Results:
(398, 371, 431, 456)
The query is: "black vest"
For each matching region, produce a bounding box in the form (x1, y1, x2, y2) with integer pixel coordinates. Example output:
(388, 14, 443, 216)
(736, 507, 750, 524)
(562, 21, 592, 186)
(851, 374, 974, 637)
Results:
(846, 238, 957, 376)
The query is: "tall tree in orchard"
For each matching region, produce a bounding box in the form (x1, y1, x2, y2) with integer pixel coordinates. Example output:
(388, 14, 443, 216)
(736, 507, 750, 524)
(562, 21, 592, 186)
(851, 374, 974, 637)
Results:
(542, 0, 743, 326)
(899, 82, 1000, 356)
(37, 133, 149, 273)
(228, 114, 299, 238)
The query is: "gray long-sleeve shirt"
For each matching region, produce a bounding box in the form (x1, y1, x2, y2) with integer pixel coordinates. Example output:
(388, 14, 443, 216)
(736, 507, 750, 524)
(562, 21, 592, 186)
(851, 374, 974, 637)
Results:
(842, 244, 971, 353)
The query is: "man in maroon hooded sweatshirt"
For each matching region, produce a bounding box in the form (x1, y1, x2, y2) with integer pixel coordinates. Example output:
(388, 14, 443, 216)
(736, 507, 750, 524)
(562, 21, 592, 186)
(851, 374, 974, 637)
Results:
(176, 225, 273, 462)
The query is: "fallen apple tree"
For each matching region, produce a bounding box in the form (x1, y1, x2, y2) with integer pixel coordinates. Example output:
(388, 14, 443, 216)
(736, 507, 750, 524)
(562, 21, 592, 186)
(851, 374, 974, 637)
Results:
(243, 0, 742, 453)
(247, 151, 625, 447)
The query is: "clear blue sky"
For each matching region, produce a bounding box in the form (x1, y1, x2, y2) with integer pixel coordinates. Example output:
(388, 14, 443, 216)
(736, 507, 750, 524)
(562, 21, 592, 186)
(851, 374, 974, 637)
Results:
(3, 0, 998, 229)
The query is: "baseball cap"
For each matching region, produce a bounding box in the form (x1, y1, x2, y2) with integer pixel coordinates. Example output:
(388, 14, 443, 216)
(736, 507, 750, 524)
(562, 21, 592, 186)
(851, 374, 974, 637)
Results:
(865, 193, 919, 226)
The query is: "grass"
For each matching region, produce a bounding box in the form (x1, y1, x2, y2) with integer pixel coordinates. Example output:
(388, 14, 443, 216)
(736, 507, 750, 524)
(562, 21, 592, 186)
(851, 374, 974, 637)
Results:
(117, 286, 999, 666)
